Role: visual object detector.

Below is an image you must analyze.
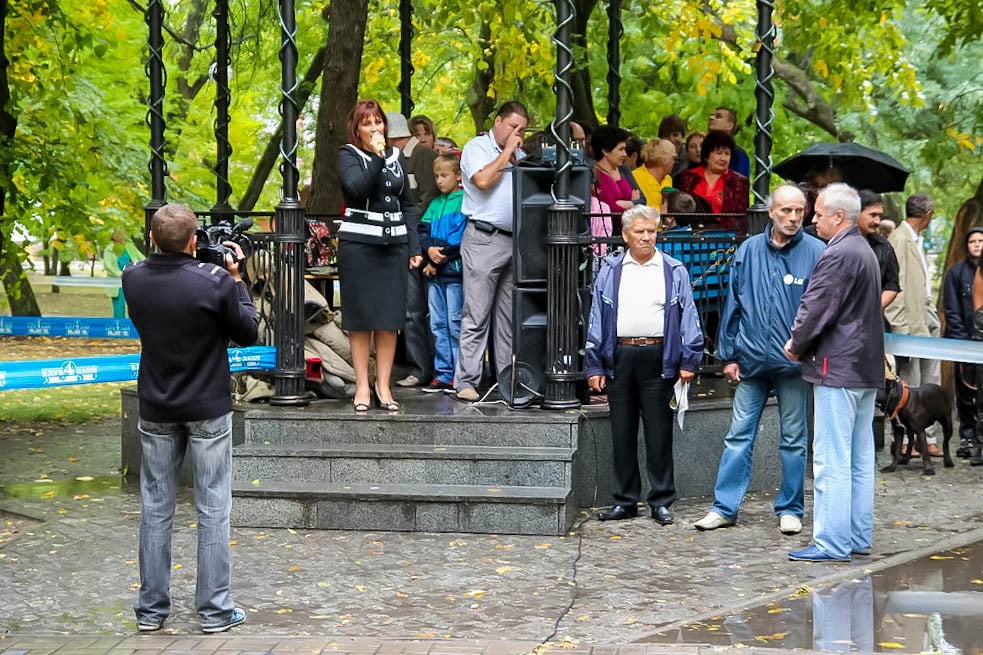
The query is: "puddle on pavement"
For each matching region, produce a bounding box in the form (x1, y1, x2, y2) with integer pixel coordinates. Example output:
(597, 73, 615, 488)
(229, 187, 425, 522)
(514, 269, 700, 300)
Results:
(0, 475, 123, 500)
(644, 541, 983, 652)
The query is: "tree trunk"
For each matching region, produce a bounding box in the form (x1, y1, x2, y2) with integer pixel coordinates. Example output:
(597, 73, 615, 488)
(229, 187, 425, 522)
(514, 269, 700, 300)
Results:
(238, 47, 326, 212)
(466, 21, 495, 134)
(307, 0, 370, 216)
(0, 0, 41, 315)
(570, 0, 599, 129)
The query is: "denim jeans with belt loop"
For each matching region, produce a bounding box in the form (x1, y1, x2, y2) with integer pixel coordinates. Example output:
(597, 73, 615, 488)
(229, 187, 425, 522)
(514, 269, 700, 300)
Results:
(134, 412, 236, 626)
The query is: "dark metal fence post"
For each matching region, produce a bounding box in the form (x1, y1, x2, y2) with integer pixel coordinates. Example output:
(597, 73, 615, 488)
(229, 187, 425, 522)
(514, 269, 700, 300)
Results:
(144, 0, 168, 251)
(211, 0, 233, 216)
(749, 0, 776, 234)
(398, 0, 415, 117)
(606, 0, 622, 128)
(270, 0, 308, 406)
(543, 0, 581, 410)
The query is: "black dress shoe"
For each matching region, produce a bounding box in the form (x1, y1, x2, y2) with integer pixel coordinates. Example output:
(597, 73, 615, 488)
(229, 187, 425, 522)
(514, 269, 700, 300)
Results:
(596, 504, 639, 521)
(651, 506, 674, 525)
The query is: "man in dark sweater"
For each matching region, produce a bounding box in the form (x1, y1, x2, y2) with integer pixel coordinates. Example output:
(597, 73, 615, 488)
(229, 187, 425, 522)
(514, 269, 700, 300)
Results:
(784, 183, 883, 563)
(123, 203, 258, 634)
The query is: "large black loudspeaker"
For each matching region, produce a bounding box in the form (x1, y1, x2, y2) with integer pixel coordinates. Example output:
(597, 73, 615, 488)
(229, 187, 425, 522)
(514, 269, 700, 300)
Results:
(512, 165, 592, 286)
(512, 288, 548, 375)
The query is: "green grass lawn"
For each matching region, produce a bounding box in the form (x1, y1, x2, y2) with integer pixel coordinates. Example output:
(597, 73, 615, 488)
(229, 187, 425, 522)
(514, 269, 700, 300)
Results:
(0, 383, 126, 425)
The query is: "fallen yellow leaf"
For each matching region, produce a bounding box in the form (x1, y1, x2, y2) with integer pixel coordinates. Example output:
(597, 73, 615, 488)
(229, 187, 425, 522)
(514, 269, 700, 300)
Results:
(287, 565, 301, 572)
(929, 555, 954, 560)
(355, 584, 368, 592)
(495, 565, 514, 574)
(878, 642, 906, 649)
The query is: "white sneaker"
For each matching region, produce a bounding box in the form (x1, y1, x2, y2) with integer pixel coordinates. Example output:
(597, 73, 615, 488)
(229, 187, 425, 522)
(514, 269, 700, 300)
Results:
(693, 511, 735, 531)
(779, 514, 802, 535)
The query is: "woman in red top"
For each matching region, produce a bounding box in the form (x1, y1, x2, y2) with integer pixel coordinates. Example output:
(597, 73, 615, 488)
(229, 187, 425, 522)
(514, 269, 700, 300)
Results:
(676, 129, 749, 233)
(591, 125, 643, 233)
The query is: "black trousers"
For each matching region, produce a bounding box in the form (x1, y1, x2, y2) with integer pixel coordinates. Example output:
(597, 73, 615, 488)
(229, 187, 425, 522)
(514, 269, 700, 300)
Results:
(608, 343, 676, 509)
(403, 267, 433, 380)
(955, 363, 978, 443)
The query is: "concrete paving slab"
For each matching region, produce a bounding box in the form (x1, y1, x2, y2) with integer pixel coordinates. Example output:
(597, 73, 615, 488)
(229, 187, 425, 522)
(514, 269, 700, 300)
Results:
(2, 418, 982, 652)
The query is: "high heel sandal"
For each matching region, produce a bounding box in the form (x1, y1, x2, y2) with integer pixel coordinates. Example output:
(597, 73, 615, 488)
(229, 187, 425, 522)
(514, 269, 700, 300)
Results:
(374, 386, 399, 412)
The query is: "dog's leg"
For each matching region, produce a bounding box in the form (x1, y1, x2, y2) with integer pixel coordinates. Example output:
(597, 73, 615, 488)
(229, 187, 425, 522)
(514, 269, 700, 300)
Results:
(941, 413, 955, 469)
(896, 420, 911, 465)
(881, 421, 903, 473)
(916, 430, 935, 475)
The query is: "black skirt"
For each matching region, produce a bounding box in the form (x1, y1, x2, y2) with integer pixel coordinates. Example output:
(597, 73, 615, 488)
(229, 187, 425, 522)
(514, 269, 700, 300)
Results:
(337, 240, 408, 332)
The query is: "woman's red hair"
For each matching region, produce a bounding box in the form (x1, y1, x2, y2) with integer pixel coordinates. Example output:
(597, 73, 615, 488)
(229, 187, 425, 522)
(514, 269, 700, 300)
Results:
(346, 99, 387, 146)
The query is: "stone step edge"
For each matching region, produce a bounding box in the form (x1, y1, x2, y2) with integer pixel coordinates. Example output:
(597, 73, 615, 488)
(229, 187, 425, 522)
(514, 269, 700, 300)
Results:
(243, 409, 581, 424)
(233, 443, 575, 461)
(232, 480, 570, 505)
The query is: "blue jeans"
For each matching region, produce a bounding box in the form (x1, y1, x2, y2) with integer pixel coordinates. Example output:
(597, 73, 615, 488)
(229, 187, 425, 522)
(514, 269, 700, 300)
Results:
(812, 386, 876, 559)
(134, 412, 236, 626)
(711, 374, 809, 519)
(429, 279, 463, 384)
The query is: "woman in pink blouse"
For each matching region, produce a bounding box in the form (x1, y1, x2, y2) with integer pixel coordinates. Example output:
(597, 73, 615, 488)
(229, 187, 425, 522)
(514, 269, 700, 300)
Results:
(591, 125, 644, 233)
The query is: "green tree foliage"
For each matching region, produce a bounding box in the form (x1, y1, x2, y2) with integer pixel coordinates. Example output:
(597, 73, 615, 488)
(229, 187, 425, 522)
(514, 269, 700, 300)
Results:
(1, 0, 980, 316)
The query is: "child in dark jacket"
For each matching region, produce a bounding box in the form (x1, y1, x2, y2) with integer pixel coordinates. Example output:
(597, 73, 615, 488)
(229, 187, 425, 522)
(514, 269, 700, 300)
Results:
(418, 154, 466, 392)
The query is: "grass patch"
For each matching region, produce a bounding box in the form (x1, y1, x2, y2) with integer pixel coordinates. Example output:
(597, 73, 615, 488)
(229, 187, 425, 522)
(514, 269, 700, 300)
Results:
(0, 383, 125, 424)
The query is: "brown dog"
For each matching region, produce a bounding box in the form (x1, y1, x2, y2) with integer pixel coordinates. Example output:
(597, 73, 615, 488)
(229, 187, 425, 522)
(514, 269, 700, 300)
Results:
(877, 378, 954, 475)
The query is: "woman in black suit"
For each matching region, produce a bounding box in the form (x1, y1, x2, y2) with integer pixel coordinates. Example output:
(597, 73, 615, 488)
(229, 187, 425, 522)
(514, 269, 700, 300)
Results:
(337, 99, 422, 411)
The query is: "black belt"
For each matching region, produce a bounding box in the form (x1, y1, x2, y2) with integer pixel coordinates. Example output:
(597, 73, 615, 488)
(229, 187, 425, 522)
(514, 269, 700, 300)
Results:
(472, 220, 512, 236)
(617, 336, 663, 346)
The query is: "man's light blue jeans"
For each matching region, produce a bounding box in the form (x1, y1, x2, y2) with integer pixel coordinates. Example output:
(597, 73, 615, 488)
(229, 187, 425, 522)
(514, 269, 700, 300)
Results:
(134, 412, 236, 626)
(812, 386, 876, 559)
(711, 374, 809, 520)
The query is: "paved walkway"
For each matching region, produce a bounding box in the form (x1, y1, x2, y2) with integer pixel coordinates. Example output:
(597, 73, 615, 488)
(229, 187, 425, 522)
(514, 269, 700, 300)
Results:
(2, 418, 983, 654)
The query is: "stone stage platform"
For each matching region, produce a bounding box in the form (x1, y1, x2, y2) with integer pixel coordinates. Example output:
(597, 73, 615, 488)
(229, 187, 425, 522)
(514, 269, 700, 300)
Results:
(121, 379, 785, 536)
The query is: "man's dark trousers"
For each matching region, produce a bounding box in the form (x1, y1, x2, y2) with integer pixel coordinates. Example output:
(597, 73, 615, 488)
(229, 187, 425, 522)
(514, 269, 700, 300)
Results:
(404, 267, 434, 381)
(608, 343, 676, 509)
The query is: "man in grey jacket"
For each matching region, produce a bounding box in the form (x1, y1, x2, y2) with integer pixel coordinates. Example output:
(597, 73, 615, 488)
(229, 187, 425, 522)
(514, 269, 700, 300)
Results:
(783, 183, 884, 563)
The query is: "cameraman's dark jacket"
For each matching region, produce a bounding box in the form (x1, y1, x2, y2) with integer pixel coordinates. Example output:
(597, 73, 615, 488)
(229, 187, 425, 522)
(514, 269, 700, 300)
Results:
(122, 252, 259, 422)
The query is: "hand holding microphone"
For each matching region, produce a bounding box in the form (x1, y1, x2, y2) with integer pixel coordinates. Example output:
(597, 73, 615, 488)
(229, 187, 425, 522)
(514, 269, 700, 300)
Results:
(370, 131, 386, 156)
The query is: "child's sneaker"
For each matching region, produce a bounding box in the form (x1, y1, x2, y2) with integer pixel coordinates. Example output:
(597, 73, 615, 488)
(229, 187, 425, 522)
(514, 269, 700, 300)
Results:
(421, 379, 453, 393)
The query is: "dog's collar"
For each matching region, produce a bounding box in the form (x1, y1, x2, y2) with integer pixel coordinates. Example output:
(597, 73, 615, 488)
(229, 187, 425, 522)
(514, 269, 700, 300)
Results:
(887, 381, 910, 420)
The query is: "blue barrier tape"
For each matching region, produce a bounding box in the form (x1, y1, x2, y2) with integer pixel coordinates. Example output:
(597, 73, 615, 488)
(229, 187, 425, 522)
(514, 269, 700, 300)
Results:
(0, 317, 137, 339)
(0, 346, 276, 391)
(884, 333, 983, 365)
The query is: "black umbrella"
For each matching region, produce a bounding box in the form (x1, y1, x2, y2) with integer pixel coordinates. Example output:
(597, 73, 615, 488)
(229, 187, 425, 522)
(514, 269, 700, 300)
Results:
(774, 142, 910, 193)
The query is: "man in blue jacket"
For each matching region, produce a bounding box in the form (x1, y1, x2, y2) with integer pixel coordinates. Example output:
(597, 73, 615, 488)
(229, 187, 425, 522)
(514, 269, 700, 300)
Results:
(694, 184, 825, 535)
(586, 205, 703, 525)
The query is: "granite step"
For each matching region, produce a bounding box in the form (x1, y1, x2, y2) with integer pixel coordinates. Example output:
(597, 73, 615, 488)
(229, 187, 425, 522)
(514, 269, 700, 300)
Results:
(231, 480, 575, 535)
(233, 443, 574, 487)
(243, 410, 579, 448)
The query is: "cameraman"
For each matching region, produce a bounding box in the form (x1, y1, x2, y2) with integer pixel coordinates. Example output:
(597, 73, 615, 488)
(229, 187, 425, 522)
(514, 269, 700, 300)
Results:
(122, 203, 258, 633)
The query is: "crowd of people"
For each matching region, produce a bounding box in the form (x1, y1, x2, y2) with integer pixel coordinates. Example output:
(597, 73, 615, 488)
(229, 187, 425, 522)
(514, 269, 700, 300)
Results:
(333, 100, 766, 409)
(120, 99, 980, 633)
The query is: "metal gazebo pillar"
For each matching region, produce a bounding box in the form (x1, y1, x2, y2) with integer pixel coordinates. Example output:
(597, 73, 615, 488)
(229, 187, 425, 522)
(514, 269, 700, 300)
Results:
(749, 0, 776, 234)
(398, 0, 415, 117)
(144, 0, 167, 252)
(270, 0, 308, 406)
(606, 0, 622, 128)
(211, 0, 233, 216)
(543, 0, 581, 410)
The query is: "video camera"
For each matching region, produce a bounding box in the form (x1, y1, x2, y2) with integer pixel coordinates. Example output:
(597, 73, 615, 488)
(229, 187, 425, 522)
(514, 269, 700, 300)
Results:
(196, 218, 253, 267)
